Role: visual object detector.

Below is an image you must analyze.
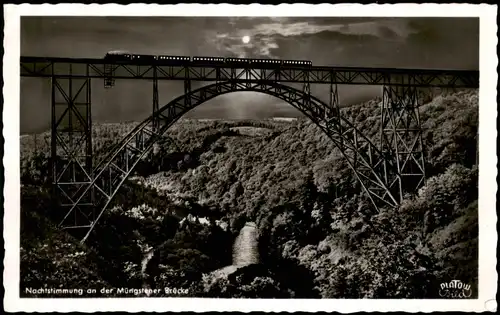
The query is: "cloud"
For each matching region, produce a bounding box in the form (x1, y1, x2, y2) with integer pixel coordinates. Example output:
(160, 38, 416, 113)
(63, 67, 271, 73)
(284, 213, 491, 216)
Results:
(210, 17, 478, 70)
(20, 17, 479, 132)
(211, 18, 416, 60)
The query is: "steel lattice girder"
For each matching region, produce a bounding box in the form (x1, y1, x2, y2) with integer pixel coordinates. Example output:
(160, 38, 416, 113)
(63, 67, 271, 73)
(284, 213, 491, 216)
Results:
(380, 76, 426, 202)
(152, 67, 160, 132)
(51, 71, 94, 230)
(20, 56, 479, 88)
(58, 80, 401, 243)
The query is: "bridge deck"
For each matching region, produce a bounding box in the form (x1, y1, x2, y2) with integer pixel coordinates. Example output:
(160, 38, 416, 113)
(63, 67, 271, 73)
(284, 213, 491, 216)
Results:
(20, 56, 479, 88)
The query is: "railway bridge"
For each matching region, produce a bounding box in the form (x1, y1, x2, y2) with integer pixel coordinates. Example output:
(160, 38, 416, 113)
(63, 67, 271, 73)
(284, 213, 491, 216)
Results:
(20, 56, 479, 242)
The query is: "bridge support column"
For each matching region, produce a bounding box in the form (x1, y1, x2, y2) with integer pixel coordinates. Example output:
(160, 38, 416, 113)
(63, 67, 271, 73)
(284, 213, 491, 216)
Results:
(302, 71, 312, 115)
(380, 75, 426, 203)
(103, 63, 115, 88)
(152, 66, 159, 133)
(229, 67, 237, 90)
(327, 81, 344, 148)
(184, 79, 192, 107)
(52, 64, 95, 230)
(329, 80, 340, 118)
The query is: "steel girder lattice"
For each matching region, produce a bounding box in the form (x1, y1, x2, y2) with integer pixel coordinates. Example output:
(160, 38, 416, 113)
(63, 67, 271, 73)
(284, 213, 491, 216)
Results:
(59, 80, 400, 243)
(103, 62, 115, 88)
(51, 64, 95, 230)
(21, 57, 479, 89)
(152, 66, 160, 133)
(22, 57, 480, 243)
(380, 75, 426, 202)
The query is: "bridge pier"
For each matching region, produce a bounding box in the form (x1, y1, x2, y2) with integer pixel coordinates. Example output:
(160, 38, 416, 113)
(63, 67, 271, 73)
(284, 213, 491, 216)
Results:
(380, 75, 426, 202)
(103, 63, 115, 88)
(51, 64, 95, 230)
(327, 80, 343, 148)
(184, 77, 192, 107)
(152, 66, 159, 133)
(329, 79, 340, 118)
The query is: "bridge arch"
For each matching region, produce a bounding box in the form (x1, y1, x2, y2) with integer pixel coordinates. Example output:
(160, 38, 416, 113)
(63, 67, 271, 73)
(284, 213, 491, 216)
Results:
(62, 81, 400, 242)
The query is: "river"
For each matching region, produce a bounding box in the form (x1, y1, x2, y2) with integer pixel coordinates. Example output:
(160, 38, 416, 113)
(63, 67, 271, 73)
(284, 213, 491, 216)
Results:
(140, 220, 260, 289)
(232, 221, 259, 266)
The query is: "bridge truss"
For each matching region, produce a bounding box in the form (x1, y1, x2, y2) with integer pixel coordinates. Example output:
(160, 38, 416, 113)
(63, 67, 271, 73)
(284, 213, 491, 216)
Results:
(20, 56, 479, 242)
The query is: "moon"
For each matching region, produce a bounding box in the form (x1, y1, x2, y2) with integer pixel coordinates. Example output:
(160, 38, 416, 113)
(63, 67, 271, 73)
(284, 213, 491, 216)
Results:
(242, 35, 250, 44)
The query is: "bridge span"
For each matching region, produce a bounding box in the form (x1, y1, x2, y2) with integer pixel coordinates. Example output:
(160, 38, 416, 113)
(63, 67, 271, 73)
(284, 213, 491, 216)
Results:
(20, 55, 479, 243)
(21, 56, 478, 87)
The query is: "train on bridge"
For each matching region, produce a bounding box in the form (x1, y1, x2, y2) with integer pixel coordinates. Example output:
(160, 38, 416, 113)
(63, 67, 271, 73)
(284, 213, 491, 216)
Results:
(104, 50, 312, 68)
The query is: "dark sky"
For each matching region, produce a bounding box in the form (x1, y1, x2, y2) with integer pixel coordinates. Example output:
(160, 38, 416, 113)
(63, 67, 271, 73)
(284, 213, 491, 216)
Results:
(20, 16, 479, 133)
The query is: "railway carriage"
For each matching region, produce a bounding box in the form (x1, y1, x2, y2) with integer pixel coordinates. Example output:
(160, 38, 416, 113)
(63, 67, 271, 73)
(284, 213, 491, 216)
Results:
(103, 51, 313, 68)
(225, 57, 254, 67)
(282, 59, 313, 68)
(192, 56, 226, 66)
(248, 58, 282, 68)
(130, 54, 157, 64)
(157, 55, 191, 66)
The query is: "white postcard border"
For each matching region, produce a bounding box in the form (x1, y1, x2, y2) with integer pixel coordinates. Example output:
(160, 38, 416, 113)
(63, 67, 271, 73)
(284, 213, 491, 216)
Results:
(3, 3, 498, 312)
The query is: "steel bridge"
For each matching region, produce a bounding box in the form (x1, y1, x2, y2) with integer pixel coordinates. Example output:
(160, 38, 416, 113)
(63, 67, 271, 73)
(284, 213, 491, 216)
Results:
(20, 56, 479, 243)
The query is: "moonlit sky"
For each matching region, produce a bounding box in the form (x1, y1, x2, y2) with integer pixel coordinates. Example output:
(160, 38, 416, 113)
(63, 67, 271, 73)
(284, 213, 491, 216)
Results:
(20, 16, 479, 133)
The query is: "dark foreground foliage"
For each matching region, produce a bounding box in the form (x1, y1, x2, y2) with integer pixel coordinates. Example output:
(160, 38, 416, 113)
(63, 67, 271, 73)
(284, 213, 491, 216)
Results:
(20, 90, 478, 298)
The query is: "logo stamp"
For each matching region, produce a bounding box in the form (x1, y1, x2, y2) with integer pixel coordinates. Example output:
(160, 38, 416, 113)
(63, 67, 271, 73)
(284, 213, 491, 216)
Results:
(439, 280, 472, 298)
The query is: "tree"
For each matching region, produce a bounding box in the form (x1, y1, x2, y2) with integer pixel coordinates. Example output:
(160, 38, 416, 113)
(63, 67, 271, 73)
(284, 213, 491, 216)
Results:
(299, 170, 318, 213)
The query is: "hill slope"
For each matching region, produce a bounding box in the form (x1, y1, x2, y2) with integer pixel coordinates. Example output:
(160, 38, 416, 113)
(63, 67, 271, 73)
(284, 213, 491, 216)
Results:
(20, 89, 479, 298)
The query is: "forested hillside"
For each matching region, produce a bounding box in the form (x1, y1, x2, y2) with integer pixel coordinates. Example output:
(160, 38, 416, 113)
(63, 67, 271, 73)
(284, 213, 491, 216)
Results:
(20, 89, 478, 298)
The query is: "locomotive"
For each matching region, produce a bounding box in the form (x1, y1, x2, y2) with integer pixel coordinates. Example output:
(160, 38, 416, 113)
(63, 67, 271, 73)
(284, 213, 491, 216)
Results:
(104, 51, 312, 67)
